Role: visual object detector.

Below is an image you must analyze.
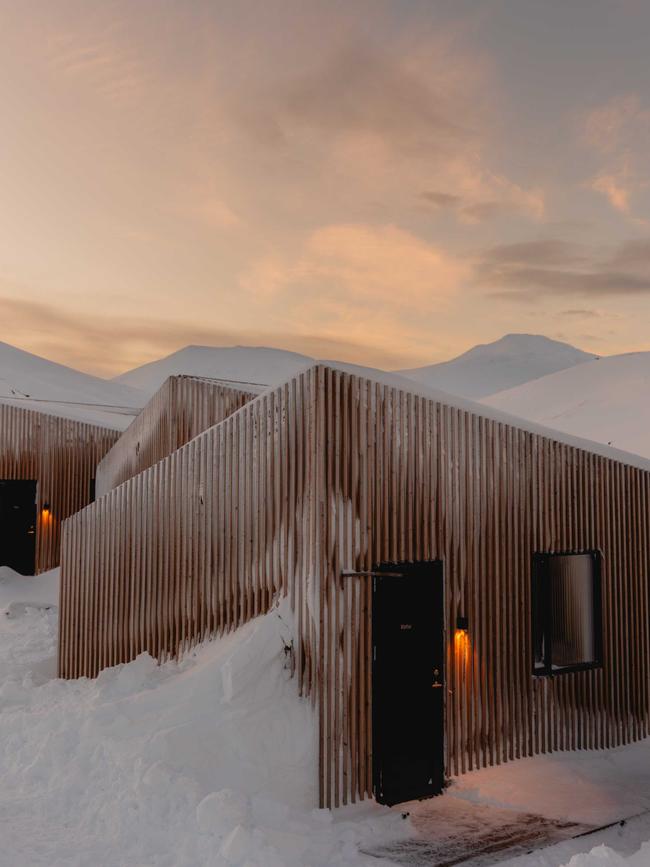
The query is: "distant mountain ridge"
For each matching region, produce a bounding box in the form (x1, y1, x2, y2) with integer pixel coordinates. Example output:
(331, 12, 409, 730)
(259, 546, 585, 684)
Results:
(8, 334, 650, 461)
(397, 333, 598, 399)
(7, 334, 649, 461)
(112, 345, 315, 396)
(112, 334, 598, 403)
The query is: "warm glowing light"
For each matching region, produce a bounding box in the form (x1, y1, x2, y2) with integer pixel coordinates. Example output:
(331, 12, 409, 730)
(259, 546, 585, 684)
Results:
(454, 627, 471, 664)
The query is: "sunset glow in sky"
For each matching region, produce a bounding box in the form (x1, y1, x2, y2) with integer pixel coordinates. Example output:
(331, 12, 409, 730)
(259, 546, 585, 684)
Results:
(2, 0, 650, 375)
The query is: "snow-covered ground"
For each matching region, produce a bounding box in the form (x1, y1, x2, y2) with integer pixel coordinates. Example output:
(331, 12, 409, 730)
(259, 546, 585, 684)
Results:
(0, 569, 408, 866)
(3, 569, 650, 866)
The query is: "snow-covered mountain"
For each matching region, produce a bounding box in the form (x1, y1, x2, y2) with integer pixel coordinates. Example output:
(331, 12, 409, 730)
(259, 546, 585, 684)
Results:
(113, 345, 315, 396)
(115, 335, 597, 402)
(483, 351, 650, 460)
(0, 341, 146, 430)
(398, 334, 597, 399)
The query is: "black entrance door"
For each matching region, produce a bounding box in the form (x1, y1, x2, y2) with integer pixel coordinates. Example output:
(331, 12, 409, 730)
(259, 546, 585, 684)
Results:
(0, 480, 37, 575)
(372, 559, 444, 806)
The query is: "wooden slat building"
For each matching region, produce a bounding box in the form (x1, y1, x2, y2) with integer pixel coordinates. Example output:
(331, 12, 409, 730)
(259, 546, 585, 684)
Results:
(58, 363, 650, 809)
(95, 375, 257, 496)
(0, 403, 120, 574)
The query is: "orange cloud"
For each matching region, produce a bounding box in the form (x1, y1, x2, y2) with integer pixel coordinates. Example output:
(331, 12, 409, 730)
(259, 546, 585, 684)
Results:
(581, 94, 650, 219)
(0, 292, 427, 375)
(243, 223, 469, 307)
(239, 223, 471, 360)
(590, 173, 630, 213)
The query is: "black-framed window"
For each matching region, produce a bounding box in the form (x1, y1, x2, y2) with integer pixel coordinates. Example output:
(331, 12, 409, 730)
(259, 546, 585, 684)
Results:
(532, 551, 603, 676)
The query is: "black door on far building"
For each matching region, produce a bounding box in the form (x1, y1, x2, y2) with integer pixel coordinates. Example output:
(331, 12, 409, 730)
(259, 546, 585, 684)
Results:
(372, 559, 445, 806)
(0, 480, 37, 575)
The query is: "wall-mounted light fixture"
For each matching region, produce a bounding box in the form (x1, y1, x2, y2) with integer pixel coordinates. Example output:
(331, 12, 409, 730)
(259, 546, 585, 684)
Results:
(42, 502, 50, 513)
(455, 614, 470, 664)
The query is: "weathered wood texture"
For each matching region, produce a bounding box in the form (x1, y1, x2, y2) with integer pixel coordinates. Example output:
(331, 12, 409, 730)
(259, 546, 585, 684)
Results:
(59, 364, 650, 809)
(95, 376, 256, 497)
(0, 403, 119, 573)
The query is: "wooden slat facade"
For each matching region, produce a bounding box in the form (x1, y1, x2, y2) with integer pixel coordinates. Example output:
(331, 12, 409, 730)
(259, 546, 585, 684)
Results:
(59, 364, 650, 808)
(95, 376, 257, 496)
(0, 403, 119, 573)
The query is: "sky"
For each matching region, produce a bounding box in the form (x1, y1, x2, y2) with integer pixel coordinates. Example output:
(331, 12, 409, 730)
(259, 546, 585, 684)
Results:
(2, 0, 650, 376)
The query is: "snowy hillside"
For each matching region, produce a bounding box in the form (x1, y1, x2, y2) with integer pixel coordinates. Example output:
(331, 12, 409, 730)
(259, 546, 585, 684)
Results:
(0, 341, 146, 430)
(483, 352, 650, 460)
(113, 345, 314, 396)
(112, 335, 598, 405)
(398, 334, 597, 399)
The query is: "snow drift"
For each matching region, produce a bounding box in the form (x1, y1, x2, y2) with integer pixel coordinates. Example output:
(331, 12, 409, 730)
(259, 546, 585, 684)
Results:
(0, 573, 407, 866)
(3, 572, 650, 864)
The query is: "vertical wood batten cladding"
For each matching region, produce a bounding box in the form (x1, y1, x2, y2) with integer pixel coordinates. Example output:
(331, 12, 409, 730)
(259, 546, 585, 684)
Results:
(59, 364, 650, 809)
(95, 376, 257, 496)
(60, 369, 320, 681)
(0, 403, 119, 573)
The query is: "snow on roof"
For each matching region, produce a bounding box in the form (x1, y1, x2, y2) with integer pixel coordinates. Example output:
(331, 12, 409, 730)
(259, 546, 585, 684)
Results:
(0, 395, 141, 430)
(168, 373, 264, 395)
(0, 340, 147, 430)
(483, 351, 650, 462)
(111, 340, 650, 470)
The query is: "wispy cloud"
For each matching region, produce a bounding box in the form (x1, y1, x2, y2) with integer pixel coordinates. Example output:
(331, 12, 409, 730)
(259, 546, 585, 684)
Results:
(275, 43, 469, 155)
(480, 240, 589, 267)
(609, 238, 650, 269)
(475, 237, 650, 298)
(222, 29, 545, 225)
(47, 18, 150, 107)
(242, 223, 468, 306)
(240, 223, 471, 360)
(560, 309, 606, 319)
(590, 172, 631, 213)
(421, 188, 544, 223)
(0, 293, 427, 375)
(581, 94, 650, 219)
(3, 2, 650, 373)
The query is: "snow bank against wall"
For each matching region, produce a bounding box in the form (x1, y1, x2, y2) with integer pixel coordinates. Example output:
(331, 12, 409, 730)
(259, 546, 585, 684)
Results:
(0, 574, 407, 866)
(5, 578, 650, 863)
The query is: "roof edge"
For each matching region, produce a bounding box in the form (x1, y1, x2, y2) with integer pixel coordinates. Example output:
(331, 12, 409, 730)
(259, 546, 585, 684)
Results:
(294, 360, 650, 474)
